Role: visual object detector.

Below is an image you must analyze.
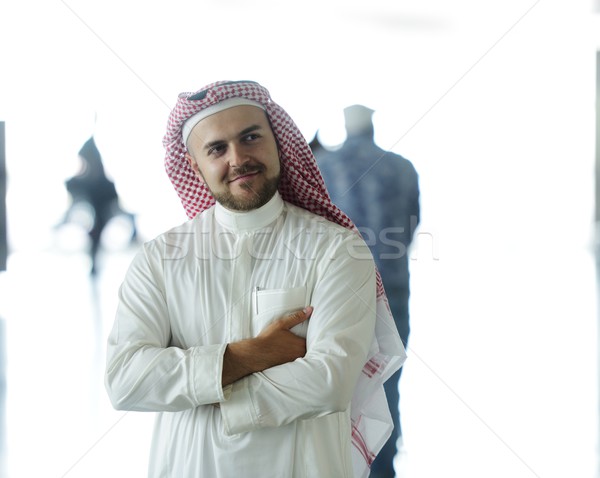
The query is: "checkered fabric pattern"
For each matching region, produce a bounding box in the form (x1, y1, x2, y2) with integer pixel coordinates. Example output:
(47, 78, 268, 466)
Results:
(163, 80, 388, 299)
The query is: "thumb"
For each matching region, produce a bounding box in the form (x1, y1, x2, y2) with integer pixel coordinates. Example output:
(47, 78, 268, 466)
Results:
(282, 306, 313, 329)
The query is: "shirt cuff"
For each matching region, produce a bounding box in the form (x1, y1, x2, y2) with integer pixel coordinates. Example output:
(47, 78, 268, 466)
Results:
(220, 376, 260, 435)
(190, 343, 229, 404)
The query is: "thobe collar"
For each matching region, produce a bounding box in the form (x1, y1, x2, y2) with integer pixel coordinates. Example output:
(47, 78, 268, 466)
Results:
(214, 192, 284, 232)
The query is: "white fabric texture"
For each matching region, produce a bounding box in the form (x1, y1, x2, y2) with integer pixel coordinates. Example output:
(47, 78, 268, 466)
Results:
(106, 193, 386, 477)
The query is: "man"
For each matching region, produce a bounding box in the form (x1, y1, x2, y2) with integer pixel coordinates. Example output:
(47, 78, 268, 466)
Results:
(316, 105, 420, 478)
(105, 81, 405, 478)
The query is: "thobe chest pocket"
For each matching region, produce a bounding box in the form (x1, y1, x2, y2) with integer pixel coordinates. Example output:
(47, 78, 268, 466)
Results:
(251, 286, 308, 337)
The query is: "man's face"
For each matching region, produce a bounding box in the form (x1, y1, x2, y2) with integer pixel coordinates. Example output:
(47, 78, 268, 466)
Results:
(185, 105, 281, 212)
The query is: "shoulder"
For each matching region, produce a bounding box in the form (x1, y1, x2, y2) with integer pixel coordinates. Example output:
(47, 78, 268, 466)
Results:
(283, 201, 354, 236)
(151, 216, 195, 243)
(382, 150, 418, 174)
(141, 208, 213, 258)
(282, 201, 373, 262)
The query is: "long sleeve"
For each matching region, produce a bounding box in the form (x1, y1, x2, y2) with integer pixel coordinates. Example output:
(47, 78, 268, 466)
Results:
(220, 233, 376, 435)
(104, 198, 392, 478)
(104, 243, 228, 411)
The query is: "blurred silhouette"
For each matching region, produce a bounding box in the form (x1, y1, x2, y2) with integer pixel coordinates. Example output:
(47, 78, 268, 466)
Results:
(315, 105, 420, 478)
(309, 130, 327, 158)
(0, 123, 6, 477)
(57, 137, 137, 275)
(0, 122, 7, 272)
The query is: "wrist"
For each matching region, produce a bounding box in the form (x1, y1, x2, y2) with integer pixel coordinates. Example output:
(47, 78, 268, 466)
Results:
(222, 339, 260, 386)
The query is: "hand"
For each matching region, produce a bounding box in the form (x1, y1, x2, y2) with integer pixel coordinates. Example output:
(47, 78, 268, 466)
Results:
(222, 306, 313, 386)
(256, 306, 313, 366)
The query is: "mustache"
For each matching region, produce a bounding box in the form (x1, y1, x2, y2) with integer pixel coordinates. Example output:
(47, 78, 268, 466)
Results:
(228, 164, 265, 181)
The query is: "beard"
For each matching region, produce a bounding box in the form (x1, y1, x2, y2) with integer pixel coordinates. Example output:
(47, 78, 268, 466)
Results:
(211, 172, 281, 212)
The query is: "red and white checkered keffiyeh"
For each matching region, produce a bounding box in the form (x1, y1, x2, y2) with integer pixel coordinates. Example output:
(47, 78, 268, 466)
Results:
(163, 80, 405, 478)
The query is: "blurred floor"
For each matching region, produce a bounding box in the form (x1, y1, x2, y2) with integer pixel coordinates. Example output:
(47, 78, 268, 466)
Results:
(401, 238, 599, 478)
(0, 247, 153, 478)
(0, 234, 597, 478)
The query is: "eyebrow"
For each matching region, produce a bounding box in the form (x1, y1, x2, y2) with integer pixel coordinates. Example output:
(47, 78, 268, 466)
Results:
(203, 124, 263, 152)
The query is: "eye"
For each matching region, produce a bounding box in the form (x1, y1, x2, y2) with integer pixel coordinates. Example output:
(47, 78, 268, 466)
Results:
(242, 133, 260, 143)
(207, 143, 226, 157)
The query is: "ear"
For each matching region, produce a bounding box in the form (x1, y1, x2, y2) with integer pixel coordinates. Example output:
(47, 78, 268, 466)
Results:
(185, 152, 205, 184)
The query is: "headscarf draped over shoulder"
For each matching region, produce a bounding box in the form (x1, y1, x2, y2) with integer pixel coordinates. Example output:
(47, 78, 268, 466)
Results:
(163, 80, 406, 478)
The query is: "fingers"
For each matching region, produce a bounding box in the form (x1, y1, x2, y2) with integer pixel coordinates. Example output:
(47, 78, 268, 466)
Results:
(280, 306, 313, 329)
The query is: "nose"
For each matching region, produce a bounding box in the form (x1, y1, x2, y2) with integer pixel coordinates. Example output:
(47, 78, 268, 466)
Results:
(228, 145, 249, 168)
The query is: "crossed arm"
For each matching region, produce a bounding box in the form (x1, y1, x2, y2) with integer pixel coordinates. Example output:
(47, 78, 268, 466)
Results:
(105, 237, 375, 427)
(222, 307, 312, 386)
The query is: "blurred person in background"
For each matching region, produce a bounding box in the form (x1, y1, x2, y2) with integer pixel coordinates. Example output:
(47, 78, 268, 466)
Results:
(57, 137, 137, 275)
(316, 105, 420, 478)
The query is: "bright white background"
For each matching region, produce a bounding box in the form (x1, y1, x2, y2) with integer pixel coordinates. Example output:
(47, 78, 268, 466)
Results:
(0, 0, 599, 477)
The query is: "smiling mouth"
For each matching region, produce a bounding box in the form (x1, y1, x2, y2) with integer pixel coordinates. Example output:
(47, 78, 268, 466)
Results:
(228, 167, 264, 183)
(228, 171, 259, 183)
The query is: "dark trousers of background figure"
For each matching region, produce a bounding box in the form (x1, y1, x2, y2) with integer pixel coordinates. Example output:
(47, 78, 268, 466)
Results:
(369, 287, 410, 478)
(88, 207, 137, 276)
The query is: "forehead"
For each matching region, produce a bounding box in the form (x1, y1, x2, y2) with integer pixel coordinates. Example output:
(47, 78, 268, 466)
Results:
(189, 105, 271, 142)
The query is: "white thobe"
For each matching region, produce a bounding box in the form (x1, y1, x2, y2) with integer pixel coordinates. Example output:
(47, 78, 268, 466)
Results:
(105, 192, 379, 478)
